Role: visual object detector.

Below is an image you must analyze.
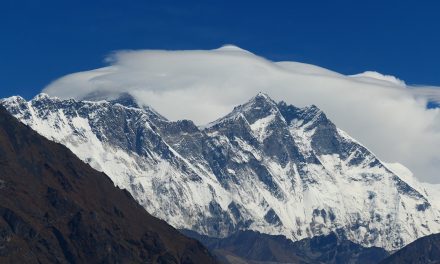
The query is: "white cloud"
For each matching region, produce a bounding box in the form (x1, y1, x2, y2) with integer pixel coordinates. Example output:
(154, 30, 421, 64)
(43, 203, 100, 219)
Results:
(410, 86, 440, 104)
(43, 45, 440, 183)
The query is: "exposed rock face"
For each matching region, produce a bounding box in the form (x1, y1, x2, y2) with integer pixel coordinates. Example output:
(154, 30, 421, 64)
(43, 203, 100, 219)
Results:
(2, 93, 440, 251)
(0, 106, 217, 264)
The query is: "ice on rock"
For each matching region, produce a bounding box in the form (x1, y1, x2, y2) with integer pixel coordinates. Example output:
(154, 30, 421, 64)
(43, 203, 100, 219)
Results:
(2, 93, 440, 251)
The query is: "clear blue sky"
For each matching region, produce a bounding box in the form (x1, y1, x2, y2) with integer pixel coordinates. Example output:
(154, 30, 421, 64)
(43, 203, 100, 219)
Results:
(1, 0, 439, 99)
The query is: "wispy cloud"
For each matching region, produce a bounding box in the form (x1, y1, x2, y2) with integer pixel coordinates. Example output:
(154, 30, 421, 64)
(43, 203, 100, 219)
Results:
(43, 45, 440, 183)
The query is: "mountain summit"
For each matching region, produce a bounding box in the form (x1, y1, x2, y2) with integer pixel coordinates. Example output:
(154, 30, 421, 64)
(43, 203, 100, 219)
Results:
(0, 105, 217, 263)
(2, 93, 440, 251)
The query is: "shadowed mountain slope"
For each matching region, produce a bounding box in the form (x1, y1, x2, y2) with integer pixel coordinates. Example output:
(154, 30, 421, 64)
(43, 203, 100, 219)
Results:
(182, 229, 389, 264)
(380, 233, 440, 264)
(0, 105, 217, 264)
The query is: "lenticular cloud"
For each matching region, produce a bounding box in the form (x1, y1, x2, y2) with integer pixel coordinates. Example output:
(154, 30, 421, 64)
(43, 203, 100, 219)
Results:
(43, 45, 440, 183)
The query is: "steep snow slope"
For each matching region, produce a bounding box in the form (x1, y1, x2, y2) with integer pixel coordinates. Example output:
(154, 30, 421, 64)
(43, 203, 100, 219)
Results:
(0, 105, 217, 264)
(2, 93, 440, 251)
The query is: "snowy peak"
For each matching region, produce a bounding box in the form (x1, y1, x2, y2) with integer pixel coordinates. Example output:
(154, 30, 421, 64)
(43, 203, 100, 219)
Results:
(210, 92, 280, 126)
(222, 93, 338, 156)
(240, 92, 278, 113)
(254, 92, 273, 101)
(2, 93, 440, 252)
(0, 95, 27, 110)
(230, 92, 330, 132)
(205, 93, 287, 146)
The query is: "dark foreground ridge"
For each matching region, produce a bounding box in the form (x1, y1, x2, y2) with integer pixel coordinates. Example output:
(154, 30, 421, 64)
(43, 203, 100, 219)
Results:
(181, 229, 389, 264)
(0, 105, 217, 263)
(380, 233, 440, 264)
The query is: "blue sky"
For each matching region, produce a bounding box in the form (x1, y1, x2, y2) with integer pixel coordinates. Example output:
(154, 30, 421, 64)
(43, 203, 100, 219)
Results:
(1, 0, 439, 99)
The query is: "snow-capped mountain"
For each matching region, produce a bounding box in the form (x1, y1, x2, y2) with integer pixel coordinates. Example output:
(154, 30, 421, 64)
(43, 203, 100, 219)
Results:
(2, 92, 440, 251)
